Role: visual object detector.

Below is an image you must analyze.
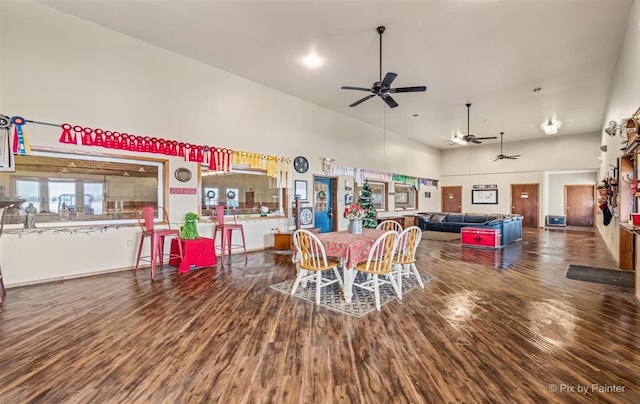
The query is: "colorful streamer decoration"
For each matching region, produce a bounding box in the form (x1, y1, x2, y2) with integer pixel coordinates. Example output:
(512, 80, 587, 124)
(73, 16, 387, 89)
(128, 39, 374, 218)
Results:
(11, 116, 31, 155)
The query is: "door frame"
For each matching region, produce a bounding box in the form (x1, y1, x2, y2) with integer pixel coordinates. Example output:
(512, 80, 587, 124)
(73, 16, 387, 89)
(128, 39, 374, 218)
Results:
(313, 175, 338, 232)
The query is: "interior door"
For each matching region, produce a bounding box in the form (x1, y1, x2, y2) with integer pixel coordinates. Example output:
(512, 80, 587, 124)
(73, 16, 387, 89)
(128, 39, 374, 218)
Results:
(441, 186, 462, 213)
(314, 177, 334, 233)
(511, 183, 539, 227)
(565, 185, 594, 226)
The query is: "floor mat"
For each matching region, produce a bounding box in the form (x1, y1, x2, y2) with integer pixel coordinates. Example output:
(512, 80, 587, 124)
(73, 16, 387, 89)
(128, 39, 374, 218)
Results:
(566, 265, 635, 288)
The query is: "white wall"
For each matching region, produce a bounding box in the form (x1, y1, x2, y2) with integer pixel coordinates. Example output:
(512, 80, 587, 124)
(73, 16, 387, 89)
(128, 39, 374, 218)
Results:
(596, 0, 640, 300)
(0, 1, 441, 286)
(440, 133, 600, 221)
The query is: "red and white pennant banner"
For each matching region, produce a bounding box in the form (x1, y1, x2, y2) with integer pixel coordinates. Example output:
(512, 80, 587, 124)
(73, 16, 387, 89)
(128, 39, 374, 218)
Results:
(58, 124, 222, 167)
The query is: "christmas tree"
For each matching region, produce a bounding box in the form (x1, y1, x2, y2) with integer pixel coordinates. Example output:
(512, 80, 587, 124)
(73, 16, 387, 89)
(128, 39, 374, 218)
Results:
(358, 180, 378, 228)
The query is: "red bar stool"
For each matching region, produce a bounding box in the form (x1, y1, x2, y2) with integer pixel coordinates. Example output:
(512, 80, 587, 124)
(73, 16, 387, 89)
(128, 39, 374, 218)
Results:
(212, 205, 247, 264)
(134, 206, 183, 280)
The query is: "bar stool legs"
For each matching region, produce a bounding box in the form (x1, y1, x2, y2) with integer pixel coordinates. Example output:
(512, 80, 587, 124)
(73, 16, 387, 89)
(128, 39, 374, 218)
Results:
(213, 225, 247, 264)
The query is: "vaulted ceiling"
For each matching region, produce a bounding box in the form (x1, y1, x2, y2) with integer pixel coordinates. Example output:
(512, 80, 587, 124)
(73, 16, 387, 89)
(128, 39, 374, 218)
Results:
(36, 0, 633, 149)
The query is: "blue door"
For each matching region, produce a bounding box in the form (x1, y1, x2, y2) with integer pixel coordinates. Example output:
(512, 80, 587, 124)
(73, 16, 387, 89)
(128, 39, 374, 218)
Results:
(314, 177, 334, 233)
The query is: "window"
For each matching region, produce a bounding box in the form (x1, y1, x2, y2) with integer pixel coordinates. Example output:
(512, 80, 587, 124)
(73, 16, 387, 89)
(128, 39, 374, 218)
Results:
(355, 181, 387, 211)
(201, 169, 283, 217)
(394, 184, 417, 210)
(2, 151, 165, 226)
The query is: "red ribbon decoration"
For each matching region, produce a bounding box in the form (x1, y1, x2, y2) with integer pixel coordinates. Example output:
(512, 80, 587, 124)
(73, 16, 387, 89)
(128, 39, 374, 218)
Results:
(94, 129, 104, 146)
(59, 123, 76, 144)
(121, 133, 130, 150)
(82, 127, 93, 146)
(112, 132, 121, 149)
(104, 131, 113, 148)
(128, 134, 137, 151)
(185, 143, 194, 161)
(54, 121, 238, 168)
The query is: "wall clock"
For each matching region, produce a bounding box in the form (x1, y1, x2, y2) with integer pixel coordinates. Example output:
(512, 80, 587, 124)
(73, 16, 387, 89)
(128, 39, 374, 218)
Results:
(174, 167, 192, 182)
(298, 206, 313, 226)
(293, 156, 309, 173)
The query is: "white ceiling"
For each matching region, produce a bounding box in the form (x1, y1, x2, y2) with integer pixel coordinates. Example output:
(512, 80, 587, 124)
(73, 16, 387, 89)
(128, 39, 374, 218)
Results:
(36, 0, 633, 149)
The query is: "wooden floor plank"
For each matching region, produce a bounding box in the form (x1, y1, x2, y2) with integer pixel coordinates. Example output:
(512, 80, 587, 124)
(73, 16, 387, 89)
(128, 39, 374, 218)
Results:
(0, 228, 639, 402)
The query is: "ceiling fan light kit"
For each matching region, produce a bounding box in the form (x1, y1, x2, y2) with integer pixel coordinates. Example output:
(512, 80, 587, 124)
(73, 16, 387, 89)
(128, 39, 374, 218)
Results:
(450, 135, 467, 145)
(340, 26, 427, 108)
(544, 120, 558, 135)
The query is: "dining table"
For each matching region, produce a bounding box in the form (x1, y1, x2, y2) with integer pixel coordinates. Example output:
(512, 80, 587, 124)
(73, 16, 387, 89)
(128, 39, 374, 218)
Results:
(314, 228, 386, 302)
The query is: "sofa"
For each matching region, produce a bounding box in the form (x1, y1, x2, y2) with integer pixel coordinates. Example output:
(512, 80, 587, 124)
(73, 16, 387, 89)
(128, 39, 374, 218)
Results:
(417, 212, 523, 246)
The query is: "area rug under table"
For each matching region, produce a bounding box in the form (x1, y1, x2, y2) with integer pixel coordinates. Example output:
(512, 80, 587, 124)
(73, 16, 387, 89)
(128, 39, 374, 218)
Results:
(566, 264, 635, 288)
(270, 272, 434, 318)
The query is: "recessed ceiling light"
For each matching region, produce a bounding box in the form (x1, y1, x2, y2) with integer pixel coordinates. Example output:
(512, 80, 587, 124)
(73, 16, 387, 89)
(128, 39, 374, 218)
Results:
(303, 53, 321, 68)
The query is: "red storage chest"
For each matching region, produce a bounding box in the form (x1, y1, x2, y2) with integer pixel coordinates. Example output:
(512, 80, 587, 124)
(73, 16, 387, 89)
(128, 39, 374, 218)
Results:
(461, 227, 501, 249)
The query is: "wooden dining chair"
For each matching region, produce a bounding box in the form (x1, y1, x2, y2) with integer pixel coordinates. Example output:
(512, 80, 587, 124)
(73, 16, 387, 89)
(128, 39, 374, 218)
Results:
(392, 226, 423, 298)
(376, 219, 403, 232)
(134, 206, 183, 280)
(291, 229, 343, 305)
(352, 230, 401, 311)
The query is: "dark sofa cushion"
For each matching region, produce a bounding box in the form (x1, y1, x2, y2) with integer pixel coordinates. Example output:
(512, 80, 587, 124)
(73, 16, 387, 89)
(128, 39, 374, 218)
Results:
(486, 214, 503, 222)
(445, 213, 464, 222)
(464, 213, 488, 223)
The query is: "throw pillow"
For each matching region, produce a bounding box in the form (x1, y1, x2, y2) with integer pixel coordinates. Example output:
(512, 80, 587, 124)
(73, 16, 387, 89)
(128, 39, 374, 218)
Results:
(431, 214, 446, 222)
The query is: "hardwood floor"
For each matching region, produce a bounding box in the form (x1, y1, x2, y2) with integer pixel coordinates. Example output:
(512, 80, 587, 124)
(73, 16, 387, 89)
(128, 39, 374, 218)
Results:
(0, 228, 638, 403)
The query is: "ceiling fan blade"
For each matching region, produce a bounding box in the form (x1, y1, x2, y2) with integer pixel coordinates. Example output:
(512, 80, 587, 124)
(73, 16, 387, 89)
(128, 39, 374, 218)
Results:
(341, 86, 374, 92)
(380, 72, 397, 88)
(382, 94, 398, 108)
(469, 139, 481, 144)
(475, 136, 497, 140)
(506, 155, 521, 159)
(390, 86, 427, 93)
(349, 94, 375, 107)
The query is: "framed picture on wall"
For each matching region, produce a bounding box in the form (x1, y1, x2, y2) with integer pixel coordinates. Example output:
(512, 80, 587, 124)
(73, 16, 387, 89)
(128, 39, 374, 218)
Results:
(294, 180, 307, 200)
(472, 189, 498, 204)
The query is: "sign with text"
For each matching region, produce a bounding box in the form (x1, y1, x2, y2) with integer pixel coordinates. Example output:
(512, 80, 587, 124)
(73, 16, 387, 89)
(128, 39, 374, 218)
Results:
(170, 187, 197, 195)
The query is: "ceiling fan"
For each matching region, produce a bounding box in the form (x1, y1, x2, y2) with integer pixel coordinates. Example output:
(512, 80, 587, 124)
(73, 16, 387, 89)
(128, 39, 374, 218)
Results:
(340, 26, 427, 108)
(494, 132, 521, 161)
(452, 103, 497, 144)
